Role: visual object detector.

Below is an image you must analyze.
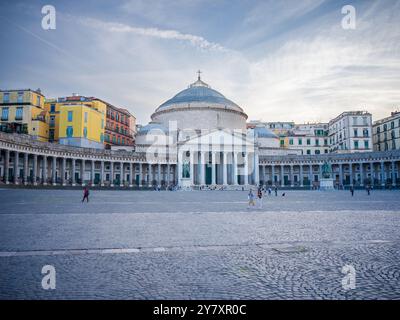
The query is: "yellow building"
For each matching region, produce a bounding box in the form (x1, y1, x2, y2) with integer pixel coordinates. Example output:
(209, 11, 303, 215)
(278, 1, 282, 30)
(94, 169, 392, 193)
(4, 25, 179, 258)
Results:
(0, 89, 49, 142)
(45, 95, 106, 149)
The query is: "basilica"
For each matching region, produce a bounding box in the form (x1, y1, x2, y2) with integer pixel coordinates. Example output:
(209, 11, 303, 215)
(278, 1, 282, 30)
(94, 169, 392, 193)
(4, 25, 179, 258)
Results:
(0, 74, 399, 189)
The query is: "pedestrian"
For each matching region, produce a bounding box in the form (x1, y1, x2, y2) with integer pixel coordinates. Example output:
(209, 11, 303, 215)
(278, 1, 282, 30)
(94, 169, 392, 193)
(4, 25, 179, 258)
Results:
(82, 187, 90, 203)
(268, 187, 272, 196)
(257, 187, 263, 209)
(274, 185, 278, 196)
(366, 185, 371, 195)
(248, 189, 255, 208)
(350, 186, 354, 197)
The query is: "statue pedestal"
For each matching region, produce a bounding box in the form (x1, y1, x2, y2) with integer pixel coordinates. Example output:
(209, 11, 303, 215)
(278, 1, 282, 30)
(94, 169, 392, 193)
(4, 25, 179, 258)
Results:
(179, 178, 192, 190)
(320, 178, 335, 190)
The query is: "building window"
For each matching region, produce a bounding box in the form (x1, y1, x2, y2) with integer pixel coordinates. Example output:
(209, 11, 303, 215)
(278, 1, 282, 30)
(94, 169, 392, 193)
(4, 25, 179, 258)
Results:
(84, 112, 88, 123)
(298, 138, 302, 145)
(68, 111, 73, 122)
(83, 127, 88, 138)
(364, 140, 369, 149)
(315, 150, 320, 155)
(306, 150, 311, 155)
(280, 139, 284, 146)
(15, 107, 23, 120)
(1, 107, 9, 121)
(391, 121, 394, 129)
(49, 129, 55, 141)
(100, 133, 104, 143)
(315, 139, 319, 146)
(324, 139, 328, 145)
(307, 139, 311, 145)
(354, 140, 359, 149)
(289, 138, 293, 145)
(36, 95, 41, 106)
(354, 129, 358, 137)
(17, 92, 23, 103)
(50, 104, 56, 113)
(66, 126, 73, 138)
(3, 93, 9, 103)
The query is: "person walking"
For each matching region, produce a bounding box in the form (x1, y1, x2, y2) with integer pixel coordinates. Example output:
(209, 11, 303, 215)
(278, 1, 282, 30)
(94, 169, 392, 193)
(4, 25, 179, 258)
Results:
(274, 185, 278, 196)
(366, 185, 371, 195)
(257, 187, 263, 209)
(268, 187, 272, 196)
(82, 187, 90, 203)
(248, 189, 255, 208)
(350, 186, 354, 197)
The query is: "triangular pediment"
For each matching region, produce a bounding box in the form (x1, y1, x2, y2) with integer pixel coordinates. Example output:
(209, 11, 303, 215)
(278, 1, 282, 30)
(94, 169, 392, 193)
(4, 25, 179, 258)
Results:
(178, 128, 256, 152)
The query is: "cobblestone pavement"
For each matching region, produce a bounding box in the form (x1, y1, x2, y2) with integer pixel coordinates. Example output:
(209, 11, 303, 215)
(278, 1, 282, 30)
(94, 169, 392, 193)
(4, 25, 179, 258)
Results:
(0, 189, 399, 299)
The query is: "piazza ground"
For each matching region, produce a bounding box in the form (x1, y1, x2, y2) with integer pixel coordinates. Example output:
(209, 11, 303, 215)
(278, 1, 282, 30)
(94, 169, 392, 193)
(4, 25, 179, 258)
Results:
(0, 189, 399, 299)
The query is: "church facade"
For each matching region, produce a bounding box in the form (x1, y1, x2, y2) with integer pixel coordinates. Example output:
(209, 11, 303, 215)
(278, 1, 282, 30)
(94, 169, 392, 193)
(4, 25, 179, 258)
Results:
(1, 75, 400, 189)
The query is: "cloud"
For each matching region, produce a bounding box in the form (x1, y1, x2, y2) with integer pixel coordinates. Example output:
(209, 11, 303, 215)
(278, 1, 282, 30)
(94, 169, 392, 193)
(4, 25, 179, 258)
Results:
(79, 17, 228, 52)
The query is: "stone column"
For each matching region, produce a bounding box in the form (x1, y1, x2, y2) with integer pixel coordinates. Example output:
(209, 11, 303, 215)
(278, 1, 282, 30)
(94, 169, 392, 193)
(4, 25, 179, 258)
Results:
(300, 165, 303, 187)
(139, 163, 143, 187)
(100, 161, 105, 186)
(33, 154, 38, 185)
(23, 153, 28, 185)
(223, 152, 228, 186)
(369, 162, 374, 183)
(4, 150, 10, 184)
(254, 153, 259, 186)
(110, 162, 114, 187)
(339, 163, 343, 187)
(349, 162, 353, 187)
(81, 159, 85, 186)
(158, 163, 162, 186)
(392, 161, 396, 187)
(199, 152, 205, 185)
(271, 165, 275, 186)
(14, 151, 19, 185)
(150, 164, 154, 186)
(129, 163, 133, 187)
(290, 164, 294, 187)
(280, 164, 284, 187)
(71, 158, 76, 186)
(318, 164, 323, 185)
(91, 160, 95, 186)
(233, 152, 238, 185)
(243, 153, 249, 185)
(62, 158, 66, 186)
(52, 157, 57, 185)
(359, 162, 364, 187)
(167, 164, 171, 185)
(178, 151, 183, 182)
(309, 164, 313, 186)
(120, 162, 124, 187)
(42, 155, 47, 186)
(211, 152, 216, 185)
(380, 161, 385, 187)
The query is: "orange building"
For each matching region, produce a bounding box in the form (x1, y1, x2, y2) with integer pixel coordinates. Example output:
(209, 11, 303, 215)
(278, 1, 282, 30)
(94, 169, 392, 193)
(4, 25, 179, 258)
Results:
(104, 102, 136, 149)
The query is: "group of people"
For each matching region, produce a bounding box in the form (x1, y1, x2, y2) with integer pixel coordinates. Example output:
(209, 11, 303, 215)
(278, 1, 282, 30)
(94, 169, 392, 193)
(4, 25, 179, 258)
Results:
(247, 185, 283, 209)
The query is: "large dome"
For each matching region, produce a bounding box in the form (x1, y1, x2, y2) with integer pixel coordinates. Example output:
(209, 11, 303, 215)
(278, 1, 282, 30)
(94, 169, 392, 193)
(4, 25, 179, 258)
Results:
(155, 78, 243, 113)
(151, 74, 248, 131)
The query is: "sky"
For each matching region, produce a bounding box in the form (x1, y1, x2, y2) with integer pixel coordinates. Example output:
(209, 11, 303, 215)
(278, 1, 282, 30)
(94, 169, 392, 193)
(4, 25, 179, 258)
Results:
(0, 0, 399, 125)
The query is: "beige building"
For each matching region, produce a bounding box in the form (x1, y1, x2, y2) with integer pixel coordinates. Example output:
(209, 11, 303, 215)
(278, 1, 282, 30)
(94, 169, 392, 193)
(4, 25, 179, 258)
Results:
(285, 123, 329, 155)
(373, 111, 400, 151)
(329, 111, 373, 153)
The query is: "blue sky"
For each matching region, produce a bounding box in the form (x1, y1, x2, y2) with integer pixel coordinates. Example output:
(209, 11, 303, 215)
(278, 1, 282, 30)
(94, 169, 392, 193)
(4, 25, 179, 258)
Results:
(0, 0, 399, 124)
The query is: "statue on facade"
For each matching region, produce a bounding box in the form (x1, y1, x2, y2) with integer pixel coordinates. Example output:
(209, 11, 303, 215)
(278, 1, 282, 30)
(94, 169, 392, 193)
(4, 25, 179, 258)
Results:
(321, 161, 333, 179)
(182, 159, 190, 178)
